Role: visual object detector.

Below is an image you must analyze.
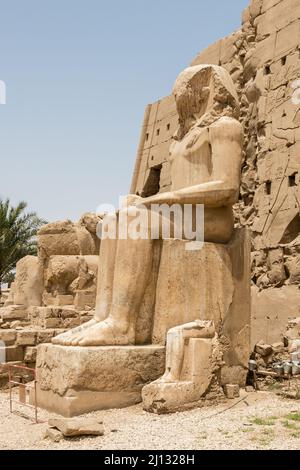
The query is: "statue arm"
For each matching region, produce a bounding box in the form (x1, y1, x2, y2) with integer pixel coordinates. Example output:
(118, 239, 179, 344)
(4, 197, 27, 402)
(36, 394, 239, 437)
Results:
(139, 182, 236, 208)
(139, 118, 243, 208)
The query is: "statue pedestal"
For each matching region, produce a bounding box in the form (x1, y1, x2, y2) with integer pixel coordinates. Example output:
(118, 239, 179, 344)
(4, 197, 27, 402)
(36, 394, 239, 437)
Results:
(35, 344, 165, 417)
(35, 229, 250, 416)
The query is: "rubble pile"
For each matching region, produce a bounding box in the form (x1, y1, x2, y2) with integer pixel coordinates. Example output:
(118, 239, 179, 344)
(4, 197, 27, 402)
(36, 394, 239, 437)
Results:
(250, 317, 300, 398)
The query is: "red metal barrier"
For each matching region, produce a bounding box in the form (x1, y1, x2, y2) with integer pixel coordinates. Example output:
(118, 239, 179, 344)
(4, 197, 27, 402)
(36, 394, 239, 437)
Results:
(6, 363, 38, 423)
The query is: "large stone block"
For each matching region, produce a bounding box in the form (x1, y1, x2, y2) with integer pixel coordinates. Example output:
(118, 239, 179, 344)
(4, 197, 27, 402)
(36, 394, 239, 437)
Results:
(29, 306, 83, 329)
(251, 285, 300, 347)
(244, 34, 276, 80)
(275, 20, 300, 57)
(16, 330, 37, 346)
(249, 0, 263, 19)
(2, 346, 24, 362)
(36, 344, 165, 416)
(191, 40, 222, 67)
(38, 221, 98, 258)
(0, 329, 16, 345)
(255, 0, 300, 38)
(0, 305, 28, 321)
(261, 0, 281, 14)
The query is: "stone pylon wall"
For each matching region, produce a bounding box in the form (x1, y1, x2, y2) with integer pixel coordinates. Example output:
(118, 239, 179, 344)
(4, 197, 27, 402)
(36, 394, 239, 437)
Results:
(130, 0, 300, 344)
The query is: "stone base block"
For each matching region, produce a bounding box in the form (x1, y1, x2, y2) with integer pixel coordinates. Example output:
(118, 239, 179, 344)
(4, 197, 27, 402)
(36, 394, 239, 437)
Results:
(36, 344, 165, 417)
(142, 381, 199, 414)
(0, 305, 28, 321)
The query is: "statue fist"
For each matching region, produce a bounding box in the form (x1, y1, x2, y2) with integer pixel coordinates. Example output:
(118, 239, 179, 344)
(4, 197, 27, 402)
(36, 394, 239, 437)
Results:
(121, 194, 143, 209)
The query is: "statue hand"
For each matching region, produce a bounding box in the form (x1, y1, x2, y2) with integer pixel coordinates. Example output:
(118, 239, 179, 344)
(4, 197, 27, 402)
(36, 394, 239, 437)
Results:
(120, 194, 143, 209)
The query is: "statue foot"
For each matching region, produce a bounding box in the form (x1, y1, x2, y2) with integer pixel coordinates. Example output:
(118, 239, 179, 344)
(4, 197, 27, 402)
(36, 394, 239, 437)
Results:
(52, 319, 97, 345)
(55, 318, 135, 346)
(155, 371, 179, 384)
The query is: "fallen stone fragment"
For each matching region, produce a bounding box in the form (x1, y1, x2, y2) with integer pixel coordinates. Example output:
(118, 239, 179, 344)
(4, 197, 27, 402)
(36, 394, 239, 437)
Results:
(48, 418, 104, 437)
(223, 384, 240, 399)
(272, 342, 285, 354)
(255, 342, 273, 357)
(44, 427, 64, 442)
(245, 385, 255, 392)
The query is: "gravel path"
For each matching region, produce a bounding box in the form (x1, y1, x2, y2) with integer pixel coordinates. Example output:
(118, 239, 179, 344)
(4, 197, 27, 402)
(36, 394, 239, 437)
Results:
(0, 390, 300, 450)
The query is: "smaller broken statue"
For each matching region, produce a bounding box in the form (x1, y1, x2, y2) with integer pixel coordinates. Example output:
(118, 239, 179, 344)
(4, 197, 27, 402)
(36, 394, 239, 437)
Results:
(4, 212, 101, 315)
(36, 64, 251, 416)
(142, 320, 221, 413)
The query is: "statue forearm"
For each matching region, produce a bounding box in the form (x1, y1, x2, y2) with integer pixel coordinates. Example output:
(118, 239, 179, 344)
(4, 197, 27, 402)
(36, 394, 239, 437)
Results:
(174, 182, 238, 207)
(139, 182, 238, 208)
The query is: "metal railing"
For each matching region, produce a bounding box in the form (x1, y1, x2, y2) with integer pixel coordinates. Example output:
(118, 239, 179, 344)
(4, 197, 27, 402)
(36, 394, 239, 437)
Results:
(5, 363, 38, 423)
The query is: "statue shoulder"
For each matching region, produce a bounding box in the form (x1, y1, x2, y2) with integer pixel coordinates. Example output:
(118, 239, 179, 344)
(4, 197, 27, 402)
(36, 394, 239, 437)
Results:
(209, 116, 243, 142)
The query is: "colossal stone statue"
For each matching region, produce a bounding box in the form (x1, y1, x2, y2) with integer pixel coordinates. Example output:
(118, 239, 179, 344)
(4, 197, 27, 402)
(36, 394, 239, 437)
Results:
(53, 64, 243, 348)
(37, 65, 250, 416)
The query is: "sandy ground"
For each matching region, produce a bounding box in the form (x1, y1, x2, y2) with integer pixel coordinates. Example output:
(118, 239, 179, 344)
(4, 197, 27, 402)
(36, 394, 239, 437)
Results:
(0, 389, 300, 450)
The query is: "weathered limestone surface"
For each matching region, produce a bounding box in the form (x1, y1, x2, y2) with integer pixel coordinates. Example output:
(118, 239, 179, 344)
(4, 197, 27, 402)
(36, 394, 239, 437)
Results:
(151, 230, 251, 386)
(143, 338, 215, 413)
(38, 215, 101, 311)
(48, 418, 104, 437)
(0, 213, 101, 386)
(9, 256, 43, 307)
(36, 344, 165, 416)
(251, 285, 300, 346)
(35, 229, 250, 415)
(43, 255, 98, 307)
(38, 217, 100, 259)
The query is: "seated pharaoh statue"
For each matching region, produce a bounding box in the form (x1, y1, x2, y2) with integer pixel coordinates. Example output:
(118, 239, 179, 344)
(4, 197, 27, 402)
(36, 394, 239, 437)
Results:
(37, 64, 250, 416)
(53, 64, 243, 348)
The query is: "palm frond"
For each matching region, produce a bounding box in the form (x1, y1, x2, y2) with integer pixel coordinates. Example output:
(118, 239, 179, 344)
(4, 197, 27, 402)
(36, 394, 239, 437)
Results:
(0, 199, 46, 283)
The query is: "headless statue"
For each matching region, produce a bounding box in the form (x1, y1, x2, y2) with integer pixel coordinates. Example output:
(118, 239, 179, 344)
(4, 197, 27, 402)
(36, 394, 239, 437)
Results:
(53, 64, 243, 348)
(157, 320, 216, 383)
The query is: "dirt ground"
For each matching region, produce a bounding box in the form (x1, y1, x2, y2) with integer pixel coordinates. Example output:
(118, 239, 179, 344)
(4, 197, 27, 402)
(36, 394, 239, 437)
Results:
(0, 389, 300, 450)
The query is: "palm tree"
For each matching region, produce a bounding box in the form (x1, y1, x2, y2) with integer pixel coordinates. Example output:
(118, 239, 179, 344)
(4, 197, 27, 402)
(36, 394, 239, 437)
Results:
(0, 199, 46, 293)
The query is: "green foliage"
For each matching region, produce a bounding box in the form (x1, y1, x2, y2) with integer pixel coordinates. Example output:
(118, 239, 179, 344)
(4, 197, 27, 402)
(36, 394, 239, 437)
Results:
(282, 420, 299, 430)
(285, 412, 300, 422)
(0, 199, 46, 286)
(2, 270, 15, 286)
(250, 417, 276, 426)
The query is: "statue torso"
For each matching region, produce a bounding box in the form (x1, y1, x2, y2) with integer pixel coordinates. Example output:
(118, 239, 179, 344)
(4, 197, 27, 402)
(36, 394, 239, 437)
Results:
(169, 120, 234, 244)
(169, 125, 211, 191)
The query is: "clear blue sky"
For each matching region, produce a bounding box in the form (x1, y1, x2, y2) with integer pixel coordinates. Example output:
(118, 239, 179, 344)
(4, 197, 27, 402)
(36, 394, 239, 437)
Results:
(0, 0, 249, 222)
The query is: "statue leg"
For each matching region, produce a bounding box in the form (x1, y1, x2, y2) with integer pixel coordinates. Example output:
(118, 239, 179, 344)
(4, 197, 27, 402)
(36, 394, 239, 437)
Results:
(160, 328, 185, 382)
(53, 226, 118, 345)
(94, 234, 118, 321)
(63, 207, 154, 346)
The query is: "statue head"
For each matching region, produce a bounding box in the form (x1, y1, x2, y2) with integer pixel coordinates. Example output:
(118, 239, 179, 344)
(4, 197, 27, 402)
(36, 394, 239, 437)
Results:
(173, 64, 240, 138)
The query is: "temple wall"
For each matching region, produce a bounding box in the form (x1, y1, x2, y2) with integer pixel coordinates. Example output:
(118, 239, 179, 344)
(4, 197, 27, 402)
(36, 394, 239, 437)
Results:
(130, 0, 300, 344)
